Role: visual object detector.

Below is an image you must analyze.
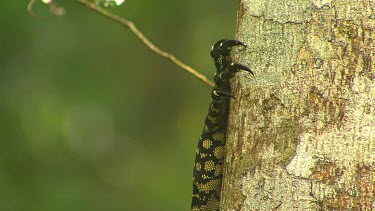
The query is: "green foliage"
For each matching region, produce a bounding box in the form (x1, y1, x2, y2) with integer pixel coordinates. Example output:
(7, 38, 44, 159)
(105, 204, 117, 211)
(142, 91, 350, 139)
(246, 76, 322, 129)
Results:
(1, 0, 237, 210)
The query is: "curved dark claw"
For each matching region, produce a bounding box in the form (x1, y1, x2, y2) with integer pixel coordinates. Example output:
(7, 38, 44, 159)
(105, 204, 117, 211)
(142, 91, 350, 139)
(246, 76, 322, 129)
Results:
(192, 39, 254, 210)
(221, 39, 247, 48)
(229, 62, 254, 76)
(211, 39, 247, 59)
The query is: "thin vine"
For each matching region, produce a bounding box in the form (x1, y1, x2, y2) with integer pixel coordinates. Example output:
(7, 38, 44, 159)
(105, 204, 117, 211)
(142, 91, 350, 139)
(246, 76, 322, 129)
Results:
(28, 0, 215, 87)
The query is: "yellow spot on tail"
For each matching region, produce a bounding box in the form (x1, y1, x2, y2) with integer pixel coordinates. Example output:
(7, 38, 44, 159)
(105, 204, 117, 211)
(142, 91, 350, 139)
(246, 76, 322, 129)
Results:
(204, 160, 215, 171)
(214, 164, 223, 176)
(203, 139, 212, 149)
(195, 179, 221, 192)
(205, 195, 220, 210)
(195, 162, 201, 171)
(231, 62, 234, 66)
(207, 115, 218, 124)
(200, 153, 208, 158)
(214, 146, 225, 159)
(212, 132, 225, 141)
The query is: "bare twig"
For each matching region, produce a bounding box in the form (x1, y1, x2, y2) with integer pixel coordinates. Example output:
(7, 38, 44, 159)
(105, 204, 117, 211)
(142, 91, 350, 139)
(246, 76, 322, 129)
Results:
(76, 0, 214, 87)
(27, 0, 38, 16)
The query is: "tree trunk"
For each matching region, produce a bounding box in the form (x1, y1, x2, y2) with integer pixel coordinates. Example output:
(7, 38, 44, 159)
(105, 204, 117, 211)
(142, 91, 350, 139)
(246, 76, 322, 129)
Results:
(221, 0, 375, 210)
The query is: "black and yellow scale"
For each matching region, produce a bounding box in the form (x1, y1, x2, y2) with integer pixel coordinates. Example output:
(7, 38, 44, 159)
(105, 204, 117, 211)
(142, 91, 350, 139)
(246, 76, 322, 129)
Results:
(191, 39, 253, 210)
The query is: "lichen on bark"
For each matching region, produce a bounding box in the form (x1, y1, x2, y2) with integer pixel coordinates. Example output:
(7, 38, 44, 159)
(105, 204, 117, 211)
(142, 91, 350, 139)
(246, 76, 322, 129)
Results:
(222, 0, 375, 210)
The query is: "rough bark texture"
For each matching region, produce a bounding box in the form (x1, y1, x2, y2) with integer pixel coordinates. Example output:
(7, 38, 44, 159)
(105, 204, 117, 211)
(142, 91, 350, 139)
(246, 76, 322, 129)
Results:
(221, 0, 375, 210)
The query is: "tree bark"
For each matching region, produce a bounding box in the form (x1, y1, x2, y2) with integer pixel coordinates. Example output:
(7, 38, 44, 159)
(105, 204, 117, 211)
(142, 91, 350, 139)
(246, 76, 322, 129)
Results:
(222, 0, 375, 210)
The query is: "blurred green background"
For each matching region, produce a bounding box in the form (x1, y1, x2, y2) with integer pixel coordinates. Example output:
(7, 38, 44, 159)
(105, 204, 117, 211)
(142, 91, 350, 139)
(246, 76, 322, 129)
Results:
(1, 0, 238, 210)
